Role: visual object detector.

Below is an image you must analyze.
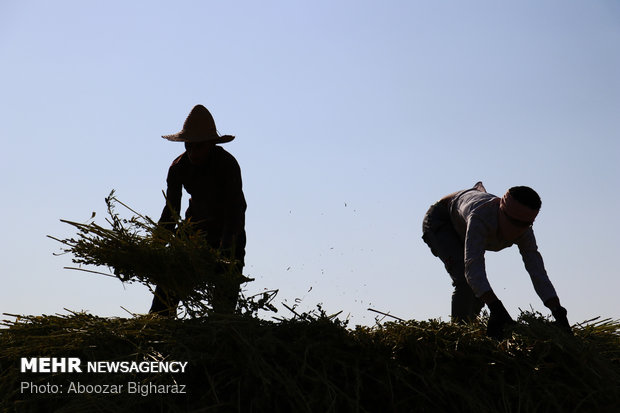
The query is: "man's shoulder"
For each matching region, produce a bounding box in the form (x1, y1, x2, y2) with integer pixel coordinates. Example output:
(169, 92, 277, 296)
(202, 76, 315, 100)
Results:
(213, 145, 236, 159)
(213, 145, 241, 168)
(516, 228, 538, 250)
(455, 191, 499, 231)
(170, 152, 188, 168)
(166, 153, 189, 181)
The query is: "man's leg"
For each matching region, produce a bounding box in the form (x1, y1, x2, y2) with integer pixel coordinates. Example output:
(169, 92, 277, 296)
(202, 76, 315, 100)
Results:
(211, 260, 243, 314)
(149, 285, 179, 317)
(211, 279, 241, 314)
(451, 275, 483, 322)
(422, 204, 483, 321)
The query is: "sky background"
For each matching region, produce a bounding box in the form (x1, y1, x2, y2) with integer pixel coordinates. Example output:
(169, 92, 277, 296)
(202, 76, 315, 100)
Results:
(1, 0, 619, 326)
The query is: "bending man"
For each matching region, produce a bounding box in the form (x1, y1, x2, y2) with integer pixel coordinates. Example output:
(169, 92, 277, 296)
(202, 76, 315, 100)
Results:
(422, 182, 570, 338)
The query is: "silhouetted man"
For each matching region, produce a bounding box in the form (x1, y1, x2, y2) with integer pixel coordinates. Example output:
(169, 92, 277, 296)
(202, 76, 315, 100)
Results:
(422, 182, 570, 338)
(150, 104, 246, 316)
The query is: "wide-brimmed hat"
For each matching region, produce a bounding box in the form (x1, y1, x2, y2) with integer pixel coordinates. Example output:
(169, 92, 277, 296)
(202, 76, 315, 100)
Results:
(162, 104, 235, 143)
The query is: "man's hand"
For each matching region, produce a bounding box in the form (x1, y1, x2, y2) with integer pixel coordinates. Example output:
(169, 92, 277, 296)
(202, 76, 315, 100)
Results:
(544, 297, 572, 334)
(551, 306, 572, 334)
(486, 300, 515, 339)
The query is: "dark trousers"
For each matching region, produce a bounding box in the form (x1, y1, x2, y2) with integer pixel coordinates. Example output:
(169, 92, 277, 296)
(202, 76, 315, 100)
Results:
(149, 250, 244, 317)
(149, 273, 242, 316)
(422, 202, 483, 321)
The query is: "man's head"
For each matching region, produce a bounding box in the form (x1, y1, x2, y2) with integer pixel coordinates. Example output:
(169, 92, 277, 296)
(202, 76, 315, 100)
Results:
(184, 141, 214, 165)
(498, 186, 541, 241)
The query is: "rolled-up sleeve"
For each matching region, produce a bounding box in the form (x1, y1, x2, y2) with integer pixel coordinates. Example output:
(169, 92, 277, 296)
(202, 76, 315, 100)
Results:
(517, 230, 557, 303)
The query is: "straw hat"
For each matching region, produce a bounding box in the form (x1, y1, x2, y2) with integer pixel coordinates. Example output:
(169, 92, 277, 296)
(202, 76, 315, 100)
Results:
(162, 105, 235, 143)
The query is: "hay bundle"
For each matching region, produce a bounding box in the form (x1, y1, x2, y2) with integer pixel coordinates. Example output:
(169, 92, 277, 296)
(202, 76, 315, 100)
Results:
(48, 191, 269, 317)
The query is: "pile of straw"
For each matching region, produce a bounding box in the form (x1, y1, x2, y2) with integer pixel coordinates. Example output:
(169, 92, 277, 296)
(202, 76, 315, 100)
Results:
(1, 310, 619, 412)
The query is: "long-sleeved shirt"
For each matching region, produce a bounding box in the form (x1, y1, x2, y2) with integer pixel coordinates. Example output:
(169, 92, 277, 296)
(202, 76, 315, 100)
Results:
(159, 146, 246, 258)
(448, 188, 557, 303)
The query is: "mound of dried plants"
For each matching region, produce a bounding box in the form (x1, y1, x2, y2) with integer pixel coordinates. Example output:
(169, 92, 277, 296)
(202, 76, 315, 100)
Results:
(1, 310, 619, 412)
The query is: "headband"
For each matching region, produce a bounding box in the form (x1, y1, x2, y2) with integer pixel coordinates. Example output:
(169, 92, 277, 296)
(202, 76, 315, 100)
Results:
(499, 191, 539, 225)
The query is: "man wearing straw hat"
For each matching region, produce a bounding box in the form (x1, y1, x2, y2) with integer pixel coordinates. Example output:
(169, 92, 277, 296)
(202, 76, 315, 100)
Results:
(422, 182, 571, 338)
(150, 104, 247, 316)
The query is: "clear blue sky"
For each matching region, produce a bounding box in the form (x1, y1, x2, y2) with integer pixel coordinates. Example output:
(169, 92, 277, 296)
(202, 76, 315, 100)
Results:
(1, 1, 619, 325)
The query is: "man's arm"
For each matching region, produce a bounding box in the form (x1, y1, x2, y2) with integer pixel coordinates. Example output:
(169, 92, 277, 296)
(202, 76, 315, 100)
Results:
(516, 229, 558, 304)
(517, 231, 571, 331)
(463, 215, 494, 299)
(219, 152, 246, 249)
(480, 290, 499, 305)
(464, 215, 515, 338)
(158, 161, 183, 231)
